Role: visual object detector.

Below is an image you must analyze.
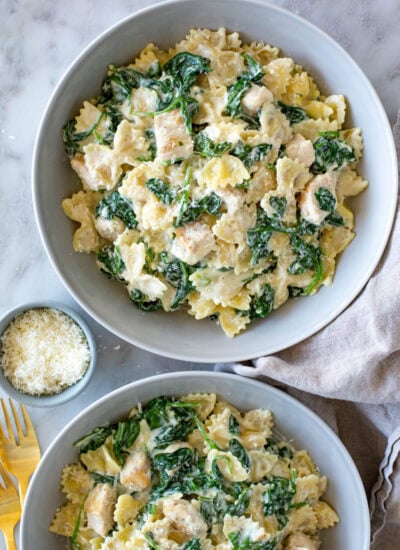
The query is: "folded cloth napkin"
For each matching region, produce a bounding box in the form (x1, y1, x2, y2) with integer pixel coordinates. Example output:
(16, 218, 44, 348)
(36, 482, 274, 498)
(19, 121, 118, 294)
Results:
(217, 112, 400, 549)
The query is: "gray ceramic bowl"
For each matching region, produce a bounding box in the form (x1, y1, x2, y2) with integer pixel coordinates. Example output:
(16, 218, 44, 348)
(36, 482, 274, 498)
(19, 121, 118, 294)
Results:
(21, 372, 370, 548)
(0, 301, 96, 407)
(33, 0, 398, 362)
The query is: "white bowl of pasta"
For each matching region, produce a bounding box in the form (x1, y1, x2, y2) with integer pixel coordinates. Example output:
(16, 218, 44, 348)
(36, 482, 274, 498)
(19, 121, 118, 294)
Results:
(33, 0, 398, 361)
(21, 372, 370, 549)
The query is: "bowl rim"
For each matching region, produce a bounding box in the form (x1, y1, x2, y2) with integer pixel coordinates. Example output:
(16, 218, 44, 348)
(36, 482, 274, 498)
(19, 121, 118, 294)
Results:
(32, 0, 398, 362)
(0, 300, 96, 407)
(21, 370, 371, 547)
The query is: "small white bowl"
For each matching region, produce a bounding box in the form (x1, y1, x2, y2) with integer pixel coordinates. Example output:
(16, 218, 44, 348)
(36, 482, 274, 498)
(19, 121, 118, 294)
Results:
(33, 0, 398, 362)
(21, 371, 370, 548)
(0, 301, 96, 407)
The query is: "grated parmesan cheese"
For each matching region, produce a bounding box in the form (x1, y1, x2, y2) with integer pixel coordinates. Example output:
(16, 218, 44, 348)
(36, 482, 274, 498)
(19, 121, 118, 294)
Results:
(0, 308, 90, 396)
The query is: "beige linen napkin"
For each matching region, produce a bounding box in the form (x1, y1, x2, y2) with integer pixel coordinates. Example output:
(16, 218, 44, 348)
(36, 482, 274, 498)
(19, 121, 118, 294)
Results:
(217, 113, 400, 548)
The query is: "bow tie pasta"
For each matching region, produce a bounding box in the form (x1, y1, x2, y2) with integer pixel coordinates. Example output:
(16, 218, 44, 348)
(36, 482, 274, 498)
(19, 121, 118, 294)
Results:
(61, 28, 367, 337)
(50, 394, 339, 548)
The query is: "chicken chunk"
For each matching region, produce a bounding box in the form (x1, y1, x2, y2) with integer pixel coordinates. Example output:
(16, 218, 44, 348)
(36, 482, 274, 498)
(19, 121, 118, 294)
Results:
(120, 450, 151, 492)
(171, 222, 216, 265)
(163, 498, 208, 538)
(84, 483, 117, 537)
(241, 84, 273, 115)
(285, 133, 315, 167)
(285, 532, 320, 550)
(154, 109, 193, 163)
(300, 171, 337, 226)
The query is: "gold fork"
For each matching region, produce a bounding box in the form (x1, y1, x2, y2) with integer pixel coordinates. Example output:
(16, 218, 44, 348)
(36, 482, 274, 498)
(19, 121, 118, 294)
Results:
(0, 398, 41, 505)
(0, 461, 21, 550)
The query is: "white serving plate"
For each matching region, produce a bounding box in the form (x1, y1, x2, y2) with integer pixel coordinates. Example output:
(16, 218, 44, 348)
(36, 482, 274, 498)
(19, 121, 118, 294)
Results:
(32, 0, 398, 362)
(21, 372, 370, 549)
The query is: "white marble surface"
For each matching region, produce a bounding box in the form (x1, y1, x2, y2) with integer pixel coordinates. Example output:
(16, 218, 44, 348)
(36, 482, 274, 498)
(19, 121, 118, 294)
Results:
(1, 0, 399, 547)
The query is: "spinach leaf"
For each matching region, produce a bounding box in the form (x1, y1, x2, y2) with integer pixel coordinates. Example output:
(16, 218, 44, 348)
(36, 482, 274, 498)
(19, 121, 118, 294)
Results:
(277, 101, 309, 124)
(146, 178, 176, 205)
(96, 191, 137, 229)
(231, 141, 272, 168)
(153, 404, 197, 448)
(200, 491, 228, 525)
(227, 485, 251, 516)
(91, 472, 117, 485)
(97, 246, 125, 280)
(228, 438, 251, 470)
(143, 533, 161, 550)
(194, 132, 232, 157)
(269, 196, 287, 218)
(265, 438, 293, 459)
(226, 54, 264, 127)
(229, 414, 240, 435)
(262, 470, 304, 529)
(325, 212, 344, 226)
(99, 65, 162, 105)
(249, 284, 275, 319)
(228, 531, 278, 550)
(287, 234, 323, 295)
(194, 416, 221, 451)
(100, 105, 123, 145)
(163, 52, 211, 90)
(153, 447, 194, 483)
(311, 131, 356, 174)
(143, 396, 170, 429)
(113, 416, 140, 465)
(158, 253, 196, 309)
(183, 540, 201, 550)
(174, 191, 223, 227)
(246, 226, 273, 266)
(296, 218, 318, 236)
(73, 425, 115, 453)
(315, 186, 336, 212)
(62, 113, 105, 157)
(71, 496, 88, 550)
(130, 289, 162, 312)
(315, 186, 345, 227)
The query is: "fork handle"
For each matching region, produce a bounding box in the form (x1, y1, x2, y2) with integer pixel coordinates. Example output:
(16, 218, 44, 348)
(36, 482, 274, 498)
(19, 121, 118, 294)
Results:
(3, 525, 17, 550)
(18, 475, 31, 506)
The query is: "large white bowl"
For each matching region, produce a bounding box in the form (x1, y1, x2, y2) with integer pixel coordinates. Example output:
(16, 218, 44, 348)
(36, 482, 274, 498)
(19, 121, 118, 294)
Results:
(21, 372, 370, 549)
(33, 0, 398, 362)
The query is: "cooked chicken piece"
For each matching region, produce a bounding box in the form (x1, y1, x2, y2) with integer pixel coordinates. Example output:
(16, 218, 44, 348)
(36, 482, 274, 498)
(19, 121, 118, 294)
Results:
(241, 84, 273, 115)
(120, 450, 151, 492)
(300, 171, 337, 225)
(163, 498, 208, 538)
(154, 109, 193, 163)
(285, 133, 315, 167)
(285, 532, 320, 550)
(171, 222, 216, 265)
(84, 483, 117, 537)
(94, 215, 125, 241)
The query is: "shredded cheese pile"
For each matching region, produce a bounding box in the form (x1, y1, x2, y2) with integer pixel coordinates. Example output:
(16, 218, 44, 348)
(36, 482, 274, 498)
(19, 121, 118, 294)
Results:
(0, 308, 90, 395)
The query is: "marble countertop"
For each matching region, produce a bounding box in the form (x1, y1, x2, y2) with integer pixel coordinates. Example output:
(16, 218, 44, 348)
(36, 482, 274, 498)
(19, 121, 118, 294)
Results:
(1, 0, 399, 547)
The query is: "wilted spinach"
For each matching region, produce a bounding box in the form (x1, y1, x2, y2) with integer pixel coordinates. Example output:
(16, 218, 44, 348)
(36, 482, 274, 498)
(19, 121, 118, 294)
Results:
(91, 472, 117, 485)
(158, 253, 197, 309)
(96, 191, 137, 229)
(73, 425, 115, 453)
(229, 414, 240, 435)
(287, 234, 323, 295)
(277, 101, 309, 124)
(146, 178, 176, 205)
(228, 532, 278, 550)
(97, 246, 125, 280)
(226, 54, 265, 127)
(265, 438, 293, 459)
(130, 289, 162, 312)
(143, 533, 161, 550)
(230, 141, 272, 168)
(113, 416, 140, 465)
(249, 284, 275, 320)
(263, 470, 304, 528)
(228, 438, 251, 470)
(269, 196, 287, 218)
(314, 186, 344, 227)
(183, 540, 202, 550)
(136, 128, 157, 161)
(311, 131, 356, 174)
(194, 132, 232, 157)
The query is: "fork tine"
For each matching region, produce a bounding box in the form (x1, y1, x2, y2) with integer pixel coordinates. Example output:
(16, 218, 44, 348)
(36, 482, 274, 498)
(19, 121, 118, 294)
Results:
(1, 398, 16, 444)
(20, 404, 34, 435)
(0, 460, 12, 488)
(9, 399, 24, 441)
